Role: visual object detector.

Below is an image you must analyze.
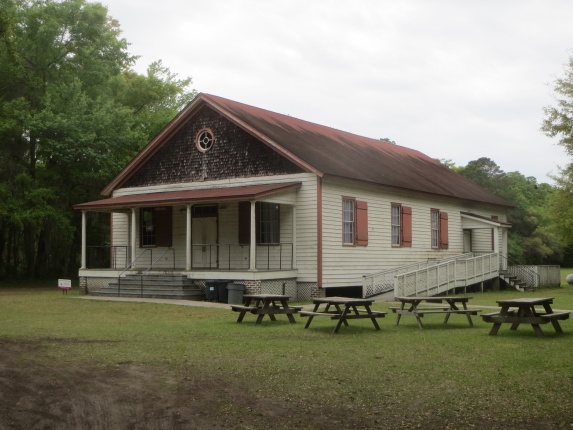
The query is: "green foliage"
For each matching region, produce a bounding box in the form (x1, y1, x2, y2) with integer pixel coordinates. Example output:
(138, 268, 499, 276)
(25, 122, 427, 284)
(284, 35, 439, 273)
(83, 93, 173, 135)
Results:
(542, 55, 573, 157)
(0, 0, 196, 279)
(542, 54, 573, 259)
(458, 158, 558, 264)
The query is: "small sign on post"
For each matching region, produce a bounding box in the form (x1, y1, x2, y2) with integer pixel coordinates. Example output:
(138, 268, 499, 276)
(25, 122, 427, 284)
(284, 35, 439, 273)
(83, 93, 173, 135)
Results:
(58, 279, 72, 294)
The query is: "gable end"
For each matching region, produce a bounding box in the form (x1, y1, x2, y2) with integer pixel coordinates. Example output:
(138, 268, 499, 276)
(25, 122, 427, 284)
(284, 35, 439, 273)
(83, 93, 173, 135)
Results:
(123, 106, 304, 188)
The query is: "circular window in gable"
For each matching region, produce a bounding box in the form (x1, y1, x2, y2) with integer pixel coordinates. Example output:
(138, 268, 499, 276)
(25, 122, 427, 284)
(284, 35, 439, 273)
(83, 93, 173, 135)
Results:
(195, 128, 215, 152)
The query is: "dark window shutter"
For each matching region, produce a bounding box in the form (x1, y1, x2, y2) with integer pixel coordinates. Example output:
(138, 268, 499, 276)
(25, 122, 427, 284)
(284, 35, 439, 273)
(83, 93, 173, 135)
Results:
(155, 207, 173, 247)
(439, 212, 449, 249)
(402, 206, 412, 247)
(355, 200, 368, 246)
(238, 201, 251, 244)
(255, 201, 261, 244)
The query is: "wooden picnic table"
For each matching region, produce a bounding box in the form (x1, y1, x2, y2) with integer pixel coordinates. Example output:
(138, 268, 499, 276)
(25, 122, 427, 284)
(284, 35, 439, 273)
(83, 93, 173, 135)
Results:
(231, 294, 302, 324)
(298, 296, 386, 333)
(481, 297, 571, 337)
(391, 296, 481, 329)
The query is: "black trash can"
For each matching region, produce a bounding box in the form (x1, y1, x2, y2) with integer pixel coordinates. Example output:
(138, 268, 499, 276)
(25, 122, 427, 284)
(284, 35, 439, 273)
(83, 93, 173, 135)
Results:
(216, 280, 231, 303)
(205, 281, 218, 302)
(226, 283, 245, 305)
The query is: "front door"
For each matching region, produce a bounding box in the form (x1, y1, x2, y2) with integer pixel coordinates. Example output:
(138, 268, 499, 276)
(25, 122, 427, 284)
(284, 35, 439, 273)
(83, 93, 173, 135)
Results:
(192, 217, 218, 268)
(463, 230, 472, 253)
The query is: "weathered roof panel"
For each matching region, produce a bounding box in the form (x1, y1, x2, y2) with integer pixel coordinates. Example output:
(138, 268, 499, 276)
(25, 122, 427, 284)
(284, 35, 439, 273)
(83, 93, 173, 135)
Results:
(203, 94, 510, 207)
(75, 183, 301, 211)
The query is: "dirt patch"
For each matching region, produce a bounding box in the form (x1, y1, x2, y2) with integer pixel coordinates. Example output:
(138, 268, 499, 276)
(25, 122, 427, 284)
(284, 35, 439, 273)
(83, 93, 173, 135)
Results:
(0, 339, 369, 430)
(1, 339, 571, 429)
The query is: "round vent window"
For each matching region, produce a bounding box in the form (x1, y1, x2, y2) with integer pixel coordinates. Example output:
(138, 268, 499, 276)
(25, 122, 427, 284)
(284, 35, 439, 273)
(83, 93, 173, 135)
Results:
(195, 128, 215, 152)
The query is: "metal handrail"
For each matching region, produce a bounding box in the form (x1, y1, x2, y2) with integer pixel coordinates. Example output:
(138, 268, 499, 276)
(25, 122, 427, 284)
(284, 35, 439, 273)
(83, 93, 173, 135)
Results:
(138, 248, 176, 297)
(117, 249, 152, 297)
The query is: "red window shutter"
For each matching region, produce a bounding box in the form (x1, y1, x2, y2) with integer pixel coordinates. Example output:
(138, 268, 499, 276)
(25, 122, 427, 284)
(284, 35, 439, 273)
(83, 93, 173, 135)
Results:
(355, 200, 368, 246)
(238, 201, 251, 244)
(439, 212, 449, 249)
(155, 207, 173, 247)
(401, 206, 412, 247)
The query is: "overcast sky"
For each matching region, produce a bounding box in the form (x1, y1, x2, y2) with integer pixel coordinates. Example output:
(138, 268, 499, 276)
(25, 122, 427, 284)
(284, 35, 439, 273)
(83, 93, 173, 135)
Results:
(104, 0, 572, 184)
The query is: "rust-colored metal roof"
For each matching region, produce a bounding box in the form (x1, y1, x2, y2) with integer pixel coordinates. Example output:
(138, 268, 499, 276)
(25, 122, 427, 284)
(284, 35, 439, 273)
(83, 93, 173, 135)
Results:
(74, 182, 301, 211)
(203, 94, 510, 207)
(102, 93, 511, 207)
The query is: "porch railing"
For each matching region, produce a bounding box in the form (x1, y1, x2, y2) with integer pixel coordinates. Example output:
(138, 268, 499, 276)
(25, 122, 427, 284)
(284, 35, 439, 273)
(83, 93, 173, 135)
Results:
(394, 253, 499, 297)
(191, 243, 294, 270)
(86, 245, 130, 269)
(85, 243, 294, 271)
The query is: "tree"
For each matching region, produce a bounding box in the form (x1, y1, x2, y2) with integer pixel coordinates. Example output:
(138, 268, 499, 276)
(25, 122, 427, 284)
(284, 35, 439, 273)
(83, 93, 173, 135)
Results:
(457, 159, 559, 264)
(542, 55, 573, 262)
(0, 0, 196, 279)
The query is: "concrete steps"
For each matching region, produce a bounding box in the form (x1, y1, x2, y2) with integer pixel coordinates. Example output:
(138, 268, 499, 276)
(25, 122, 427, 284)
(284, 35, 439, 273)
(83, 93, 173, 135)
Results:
(499, 270, 533, 292)
(91, 274, 205, 300)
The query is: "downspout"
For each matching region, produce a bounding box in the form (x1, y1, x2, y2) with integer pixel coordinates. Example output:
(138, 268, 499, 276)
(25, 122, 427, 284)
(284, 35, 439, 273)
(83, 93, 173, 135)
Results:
(317, 176, 323, 288)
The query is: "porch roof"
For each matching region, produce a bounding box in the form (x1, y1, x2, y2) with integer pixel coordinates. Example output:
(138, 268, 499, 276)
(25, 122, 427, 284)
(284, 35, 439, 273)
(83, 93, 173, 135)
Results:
(74, 182, 301, 211)
(461, 211, 512, 228)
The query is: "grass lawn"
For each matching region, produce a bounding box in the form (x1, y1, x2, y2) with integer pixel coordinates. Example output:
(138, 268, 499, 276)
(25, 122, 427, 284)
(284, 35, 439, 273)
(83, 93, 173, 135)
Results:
(1, 277, 573, 429)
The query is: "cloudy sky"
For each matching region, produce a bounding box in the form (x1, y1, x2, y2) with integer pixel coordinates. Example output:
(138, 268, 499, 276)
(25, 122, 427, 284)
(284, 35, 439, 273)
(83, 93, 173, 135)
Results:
(104, 0, 572, 184)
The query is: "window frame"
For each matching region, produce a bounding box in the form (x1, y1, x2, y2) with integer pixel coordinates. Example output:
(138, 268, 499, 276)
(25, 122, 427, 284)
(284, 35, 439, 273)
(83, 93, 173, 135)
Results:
(342, 197, 368, 246)
(195, 128, 215, 153)
(391, 203, 402, 246)
(342, 197, 356, 245)
(431, 209, 440, 249)
(140, 207, 173, 248)
(257, 202, 280, 245)
(431, 209, 448, 249)
(391, 203, 412, 247)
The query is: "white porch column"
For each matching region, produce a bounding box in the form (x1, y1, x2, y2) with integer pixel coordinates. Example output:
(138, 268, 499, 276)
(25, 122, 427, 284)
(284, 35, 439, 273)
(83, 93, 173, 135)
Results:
(131, 208, 137, 265)
(501, 228, 508, 270)
(186, 204, 192, 271)
(292, 206, 297, 269)
(493, 226, 500, 269)
(81, 211, 87, 269)
(249, 201, 256, 270)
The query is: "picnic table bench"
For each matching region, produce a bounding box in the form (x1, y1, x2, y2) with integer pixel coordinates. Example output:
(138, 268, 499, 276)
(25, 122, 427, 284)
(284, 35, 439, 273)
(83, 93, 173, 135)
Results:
(393, 296, 481, 329)
(481, 297, 571, 336)
(299, 297, 386, 333)
(231, 294, 301, 324)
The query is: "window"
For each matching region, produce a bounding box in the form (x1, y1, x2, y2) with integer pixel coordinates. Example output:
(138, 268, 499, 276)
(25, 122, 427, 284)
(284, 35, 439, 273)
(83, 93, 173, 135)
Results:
(141, 207, 156, 246)
(391, 204, 412, 247)
(391, 204, 401, 246)
(195, 128, 215, 152)
(237, 201, 280, 245)
(431, 209, 448, 249)
(343, 199, 355, 244)
(342, 198, 368, 246)
(258, 202, 280, 244)
(140, 207, 173, 247)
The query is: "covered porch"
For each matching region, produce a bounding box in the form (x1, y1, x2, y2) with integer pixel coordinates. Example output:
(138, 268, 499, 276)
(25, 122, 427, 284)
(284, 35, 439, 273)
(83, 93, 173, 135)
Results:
(74, 182, 301, 279)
